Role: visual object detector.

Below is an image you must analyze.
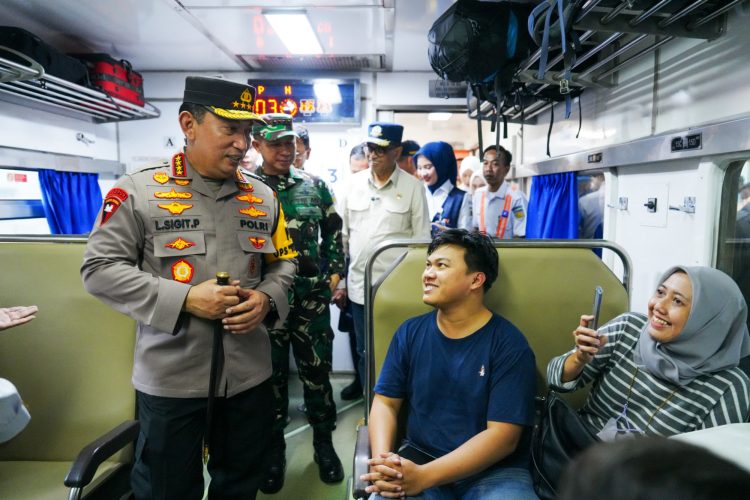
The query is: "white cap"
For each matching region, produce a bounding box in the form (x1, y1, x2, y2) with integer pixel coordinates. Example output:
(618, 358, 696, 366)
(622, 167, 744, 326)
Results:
(460, 156, 481, 174)
(0, 378, 30, 443)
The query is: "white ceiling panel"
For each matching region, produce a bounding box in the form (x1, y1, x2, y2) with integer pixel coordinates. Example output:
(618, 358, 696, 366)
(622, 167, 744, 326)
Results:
(188, 6, 386, 55)
(181, 0, 384, 6)
(0, 0, 243, 71)
(392, 0, 454, 72)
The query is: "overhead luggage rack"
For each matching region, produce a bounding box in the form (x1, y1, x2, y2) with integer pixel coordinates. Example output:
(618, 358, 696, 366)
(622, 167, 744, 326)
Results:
(468, 0, 743, 123)
(0, 49, 159, 123)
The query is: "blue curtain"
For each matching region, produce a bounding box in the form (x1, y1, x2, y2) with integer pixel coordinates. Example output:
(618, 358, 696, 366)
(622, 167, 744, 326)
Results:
(526, 172, 579, 239)
(38, 170, 103, 234)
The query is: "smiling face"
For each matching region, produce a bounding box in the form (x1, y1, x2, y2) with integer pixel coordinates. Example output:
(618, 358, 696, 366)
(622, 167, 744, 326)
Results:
(422, 244, 484, 308)
(416, 155, 438, 186)
(253, 135, 296, 176)
(647, 272, 693, 343)
(180, 110, 253, 179)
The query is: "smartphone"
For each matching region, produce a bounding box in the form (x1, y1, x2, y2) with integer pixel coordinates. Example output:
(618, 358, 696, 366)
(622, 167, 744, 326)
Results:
(590, 286, 603, 330)
(397, 442, 437, 465)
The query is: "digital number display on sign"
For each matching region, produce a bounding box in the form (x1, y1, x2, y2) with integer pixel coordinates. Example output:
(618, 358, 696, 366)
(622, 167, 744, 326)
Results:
(246, 79, 359, 124)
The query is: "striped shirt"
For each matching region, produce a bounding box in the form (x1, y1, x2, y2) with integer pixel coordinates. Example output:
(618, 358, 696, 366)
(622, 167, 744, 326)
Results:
(547, 313, 750, 436)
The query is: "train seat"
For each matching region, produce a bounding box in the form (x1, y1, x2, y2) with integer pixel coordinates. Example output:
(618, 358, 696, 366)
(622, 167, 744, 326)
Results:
(351, 240, 630, 499)
(0, 238, 137, 500)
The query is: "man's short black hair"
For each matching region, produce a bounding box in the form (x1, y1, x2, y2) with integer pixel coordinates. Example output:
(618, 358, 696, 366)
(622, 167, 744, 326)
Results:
(427, 229, 498, 292)
(483, 145, 512, 167)
(350, 143, 366, 159)
(295, 126, 310, 147)
(178, 102, 208, 123)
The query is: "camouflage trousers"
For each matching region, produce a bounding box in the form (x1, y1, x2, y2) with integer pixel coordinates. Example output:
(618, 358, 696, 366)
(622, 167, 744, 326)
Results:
(269, 275, 336, 433)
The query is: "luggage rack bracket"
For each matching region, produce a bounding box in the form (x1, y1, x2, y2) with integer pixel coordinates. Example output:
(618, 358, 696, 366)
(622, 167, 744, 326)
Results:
(0, 48, 160, 124)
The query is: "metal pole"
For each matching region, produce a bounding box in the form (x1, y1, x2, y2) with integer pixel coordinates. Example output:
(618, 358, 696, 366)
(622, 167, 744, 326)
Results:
(658, 0, 709, 28)
(594, 36, 675, 82)
(600, 0, 633, 25)
(204, 271, 229, 464)
(579, 34, 648, 78)
(687, 0, 743, 29)
(630, 0, 675, 26)
(576, 0, 606, 23)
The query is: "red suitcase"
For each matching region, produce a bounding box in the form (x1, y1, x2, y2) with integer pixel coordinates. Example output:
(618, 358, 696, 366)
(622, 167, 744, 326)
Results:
(74, 53, 144, 106)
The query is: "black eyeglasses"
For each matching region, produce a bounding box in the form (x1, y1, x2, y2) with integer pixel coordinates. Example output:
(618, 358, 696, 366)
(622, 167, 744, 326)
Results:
(365, 144, 397, 156)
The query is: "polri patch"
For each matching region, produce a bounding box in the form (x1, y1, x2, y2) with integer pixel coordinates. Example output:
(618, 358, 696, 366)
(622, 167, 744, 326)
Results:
(165, 237, 196, 251)
(513, 207, 524, 219)
(158, 202, 193, 215)
(239, 206, 267, 218)
(236, 193, 264, 204)
(249, 237, 266, 249)
(100, 188, 129, 225)
(153, 172, 169, 184)
(154, 189, 193, 200)
(172, 259, 194, 283)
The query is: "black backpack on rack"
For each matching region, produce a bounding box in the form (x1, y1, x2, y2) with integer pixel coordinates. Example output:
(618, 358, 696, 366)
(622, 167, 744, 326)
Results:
(428, 0, 535, 153)
(428, 0, 534, 103)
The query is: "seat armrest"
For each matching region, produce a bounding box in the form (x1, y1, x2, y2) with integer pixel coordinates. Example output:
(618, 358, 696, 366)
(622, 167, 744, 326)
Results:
(64, 420, 140, 488)
(353, 424, 370, 499)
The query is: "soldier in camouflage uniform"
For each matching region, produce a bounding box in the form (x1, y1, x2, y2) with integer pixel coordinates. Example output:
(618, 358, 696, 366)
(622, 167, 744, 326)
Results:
(251, 114, 345, 492)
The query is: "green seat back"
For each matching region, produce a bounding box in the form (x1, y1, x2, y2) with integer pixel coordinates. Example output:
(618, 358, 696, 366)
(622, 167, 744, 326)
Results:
(370, 243, 629, 409)
(0, 240, 136, 462)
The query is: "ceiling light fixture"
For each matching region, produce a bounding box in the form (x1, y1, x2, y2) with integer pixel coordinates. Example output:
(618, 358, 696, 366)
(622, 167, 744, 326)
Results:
(313, 81, 342, 104)
(263, 10, 323, 55)
(427, 112, 453, 121)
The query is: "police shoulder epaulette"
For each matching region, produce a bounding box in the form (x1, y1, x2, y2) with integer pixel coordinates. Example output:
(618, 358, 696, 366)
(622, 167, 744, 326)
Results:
(136, 158, 171, 173)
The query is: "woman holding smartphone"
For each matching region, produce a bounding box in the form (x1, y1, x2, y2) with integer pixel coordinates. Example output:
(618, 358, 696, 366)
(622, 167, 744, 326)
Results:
(547, 266, 750, 442)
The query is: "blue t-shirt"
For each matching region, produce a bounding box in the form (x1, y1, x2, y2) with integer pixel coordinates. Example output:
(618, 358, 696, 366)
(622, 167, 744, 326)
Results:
(374, 311, 536, 468)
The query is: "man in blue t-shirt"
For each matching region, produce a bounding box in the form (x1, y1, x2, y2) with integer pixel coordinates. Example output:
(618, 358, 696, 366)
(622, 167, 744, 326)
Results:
(362, 229, 537, 499)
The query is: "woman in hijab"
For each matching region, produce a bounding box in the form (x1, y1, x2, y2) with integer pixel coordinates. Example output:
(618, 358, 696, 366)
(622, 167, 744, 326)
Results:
(547, 266, 750, 441)
(414, 141, 472, 231)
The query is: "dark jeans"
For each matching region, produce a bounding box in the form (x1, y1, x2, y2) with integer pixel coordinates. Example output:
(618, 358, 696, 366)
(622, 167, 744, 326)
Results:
(131, 381, 274, 500)
(351, 301, 366, 388)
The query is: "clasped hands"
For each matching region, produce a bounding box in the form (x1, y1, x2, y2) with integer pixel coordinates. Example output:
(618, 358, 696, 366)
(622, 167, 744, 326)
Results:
(184, 279, 270, 334)
(360, 452, 427, 498)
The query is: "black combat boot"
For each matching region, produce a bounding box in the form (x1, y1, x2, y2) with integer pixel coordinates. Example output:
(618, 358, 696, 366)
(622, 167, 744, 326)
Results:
(313, 429, 344, 483)
(259, 433, 286, 494)
(340, 377, 363, 401)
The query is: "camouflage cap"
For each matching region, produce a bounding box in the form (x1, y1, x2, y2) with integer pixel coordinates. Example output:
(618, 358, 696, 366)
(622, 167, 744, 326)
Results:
(253, 113, 298, 142)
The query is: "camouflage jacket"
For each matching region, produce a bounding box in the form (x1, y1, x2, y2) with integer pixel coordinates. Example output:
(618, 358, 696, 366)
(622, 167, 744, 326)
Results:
(254, 166, 344, 281)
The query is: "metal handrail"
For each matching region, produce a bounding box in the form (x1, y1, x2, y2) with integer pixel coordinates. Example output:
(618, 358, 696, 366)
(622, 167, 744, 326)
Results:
(363, 238, 632, 416)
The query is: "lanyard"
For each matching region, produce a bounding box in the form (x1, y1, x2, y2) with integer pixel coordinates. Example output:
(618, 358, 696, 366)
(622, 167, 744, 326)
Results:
(479, 192, 513, 238)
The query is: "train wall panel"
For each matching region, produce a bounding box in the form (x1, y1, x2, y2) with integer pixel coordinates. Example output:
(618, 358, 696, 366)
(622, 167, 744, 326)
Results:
(0, 100, 118, 160)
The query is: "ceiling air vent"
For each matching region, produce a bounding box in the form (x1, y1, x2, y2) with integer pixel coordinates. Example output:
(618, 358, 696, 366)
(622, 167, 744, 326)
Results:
(240, 54, 383, 72)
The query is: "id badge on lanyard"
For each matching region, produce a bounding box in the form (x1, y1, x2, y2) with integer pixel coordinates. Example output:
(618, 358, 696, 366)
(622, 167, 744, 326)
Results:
(479, 193, 513, 238)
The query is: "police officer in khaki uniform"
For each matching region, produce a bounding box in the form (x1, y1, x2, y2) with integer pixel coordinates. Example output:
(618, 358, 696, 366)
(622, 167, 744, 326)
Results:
(81, 77, 297, 500)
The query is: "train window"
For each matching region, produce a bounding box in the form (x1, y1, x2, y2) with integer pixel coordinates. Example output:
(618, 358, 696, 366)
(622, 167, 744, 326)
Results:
(578, 170, 605, 240)
(0, 169, 49, 234)
(716, 160, 750, 332)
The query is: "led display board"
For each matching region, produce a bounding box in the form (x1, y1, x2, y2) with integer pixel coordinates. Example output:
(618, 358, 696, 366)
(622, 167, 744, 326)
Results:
(246, 79, 359, 124)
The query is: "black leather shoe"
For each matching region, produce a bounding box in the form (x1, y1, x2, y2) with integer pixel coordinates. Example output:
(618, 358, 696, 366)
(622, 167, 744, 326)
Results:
(313, 440, 344, 484)
(259, 445, 286, 494)
(340, 380, 363, 401)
